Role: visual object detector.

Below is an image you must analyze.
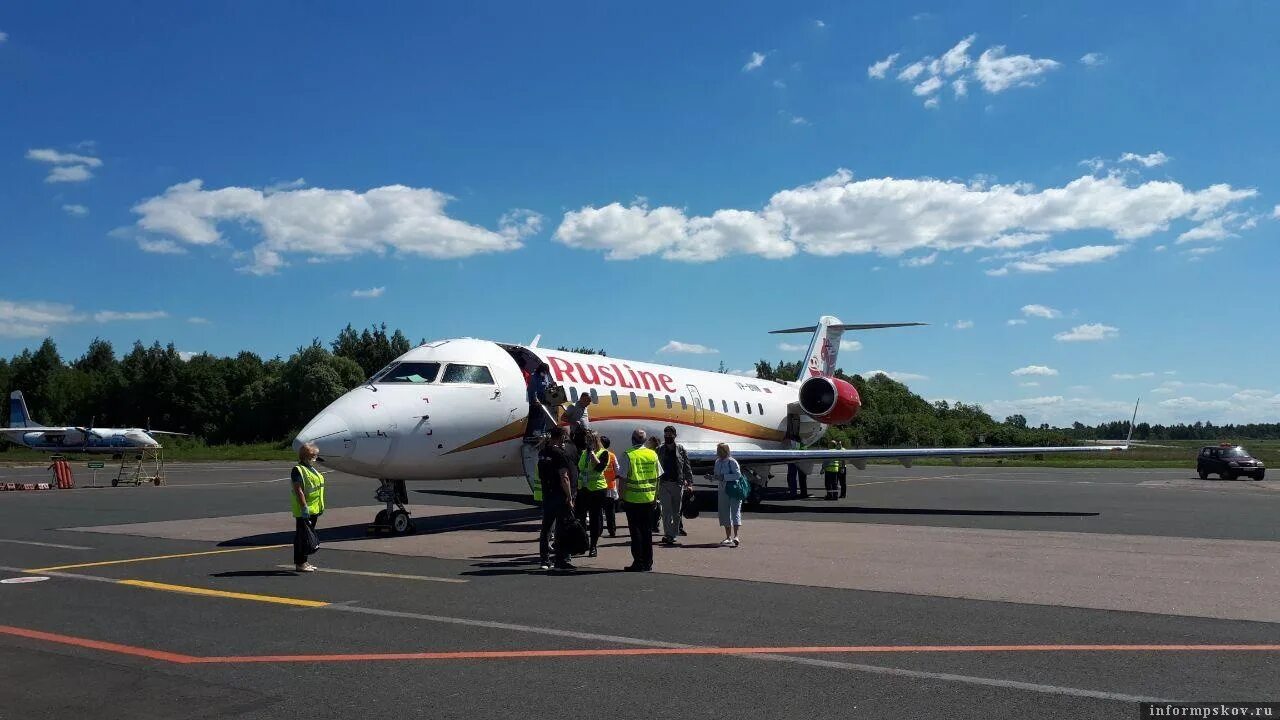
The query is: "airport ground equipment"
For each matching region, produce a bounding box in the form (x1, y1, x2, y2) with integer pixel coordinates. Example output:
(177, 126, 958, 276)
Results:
(113, 448, 166, 486)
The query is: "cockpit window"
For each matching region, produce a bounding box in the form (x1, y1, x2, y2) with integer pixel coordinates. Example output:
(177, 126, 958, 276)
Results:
(441, 364, 495, 384)
(374, 362, 441, 384)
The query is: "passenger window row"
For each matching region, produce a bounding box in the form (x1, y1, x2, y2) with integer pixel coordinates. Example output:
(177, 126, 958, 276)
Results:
(564, 386, 764, 418)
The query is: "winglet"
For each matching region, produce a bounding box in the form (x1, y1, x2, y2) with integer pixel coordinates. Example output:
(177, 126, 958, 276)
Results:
(529, 334, 541, 348)
(1125, 398, 1140, 447)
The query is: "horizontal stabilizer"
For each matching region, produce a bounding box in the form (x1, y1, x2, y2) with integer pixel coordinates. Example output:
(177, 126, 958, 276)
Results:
(769, 322, 926, 334)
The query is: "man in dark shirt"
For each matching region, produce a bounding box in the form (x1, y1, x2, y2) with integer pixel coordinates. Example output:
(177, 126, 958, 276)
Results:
(656, 425, 694, 545)
(537, 426, 578, 571)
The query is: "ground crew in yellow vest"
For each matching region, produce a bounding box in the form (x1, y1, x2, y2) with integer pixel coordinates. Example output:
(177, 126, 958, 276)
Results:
(616, 428, 662, 572)
(574, 430, 610, 557)
(823, 454, 844, 500)
(291, 441, 326, 572)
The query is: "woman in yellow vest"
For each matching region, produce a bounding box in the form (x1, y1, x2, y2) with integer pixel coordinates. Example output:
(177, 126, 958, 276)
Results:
(575, 431, 610, 557)
(291, 442, 326, 572)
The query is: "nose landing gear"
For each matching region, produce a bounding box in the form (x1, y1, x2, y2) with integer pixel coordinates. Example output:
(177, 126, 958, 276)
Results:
(370, 478, 415, 535)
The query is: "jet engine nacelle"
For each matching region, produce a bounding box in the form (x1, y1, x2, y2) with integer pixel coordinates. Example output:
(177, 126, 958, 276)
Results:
(797, 376, 862, 425)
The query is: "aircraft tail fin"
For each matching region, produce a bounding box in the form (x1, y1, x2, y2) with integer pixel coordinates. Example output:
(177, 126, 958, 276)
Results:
(9, 391, 37, 428)
(769, 317, 926, 378)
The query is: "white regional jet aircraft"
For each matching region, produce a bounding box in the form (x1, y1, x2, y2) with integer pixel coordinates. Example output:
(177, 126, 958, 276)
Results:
(295, 316, 1132, 534)
(0, 391, 184, 454)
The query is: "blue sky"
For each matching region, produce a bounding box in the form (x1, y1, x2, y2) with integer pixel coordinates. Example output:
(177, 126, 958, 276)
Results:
(2, 1, 1277, 425)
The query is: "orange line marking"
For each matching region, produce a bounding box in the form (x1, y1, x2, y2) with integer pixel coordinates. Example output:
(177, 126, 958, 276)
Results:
(0, 624, 198, 664)
(3, 624, 1279, 665)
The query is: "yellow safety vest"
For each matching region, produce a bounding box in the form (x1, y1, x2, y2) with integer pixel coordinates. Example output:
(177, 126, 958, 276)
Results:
(291, 464, 326, 518)
(623, 447, 660, 504)
(823, 458, 841, 473)
(578, 449, 609, 491)
(531, 474, 543, 502)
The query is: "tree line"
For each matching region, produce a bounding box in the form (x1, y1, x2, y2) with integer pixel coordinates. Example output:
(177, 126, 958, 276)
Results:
(0, 333, 1273, 450)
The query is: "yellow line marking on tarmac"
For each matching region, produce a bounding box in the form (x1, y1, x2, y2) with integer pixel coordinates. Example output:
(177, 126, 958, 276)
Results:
(274, 565, 467, 584)
(117, 580, 329, 608)
(24, 545, 286, 573)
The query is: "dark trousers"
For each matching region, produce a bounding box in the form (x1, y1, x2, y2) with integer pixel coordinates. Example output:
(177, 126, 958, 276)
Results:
(575, 488, 607, 548)
(623, 501, 654, 569)
(539, 494, 569, 564)
(603, 496, 617, 535)
(838, 469, 847, 498)
(293, 515, 318, 565)
(824, 471, 840, 497)
(787, 464, 809, 496)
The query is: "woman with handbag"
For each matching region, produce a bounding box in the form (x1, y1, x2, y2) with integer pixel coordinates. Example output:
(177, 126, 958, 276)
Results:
(713, 443, 744, 547)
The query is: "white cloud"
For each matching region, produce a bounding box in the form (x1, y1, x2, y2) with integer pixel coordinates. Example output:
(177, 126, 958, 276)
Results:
(1112, 372, 1155, 380)
(868, 53, 900, 79)
(1021, 304, 1061, 319)
(902, 252, 938, 267)
(778, 342, 806, 352)
(1012, 365, 1058, 376)
(913, 75, 943, 96)
(743, 52, 766, 72)
(952, 78, 968, 98)
(1274, 205, 1280, 219)
(936, 35, 976, 76)
(94, 310, 168, 323)
(1154, 245, 1167, 252)
(1176, 214, 1234, 244)
(62, 204, 89, 216)
(658, 340, 718, 354)
(989, 245, 1126, 275)
(45, 165, 94, 183)
(557, 170, 1255, 269)
(131, 180, 534, 274)
(1184, 246, 1221, 258)
(1054, 323, 1118, 342)
(351, 286, 386, 299)
(865, 370, 929, 382)
(137, 238, 187, 255)
(264, 178, 307, 194)
(187, 317, 210, 324)
(923, 97, 940, 110)
(1119, 151, 1170, 168)
(785, 113, 810, 126)
(981, 396, 1135, 426)
(897, 61, 927, 83)
(0, 31, 8, 44)
(840, 339, 863, 352)
(26, 148, 102, 183)
(954, 319, 974, 329)
(1079, 157, 1106, 173)
(1006, 319, 1027, 325)
(974, 46, 1060, 92)
(0, 300, 82, 338)
(773, 79, 787, 89)
(25, 149, 103, 167)
(814, 19, 826, 28)
(178, 351, 198, 362)
(1019, 382, 1040, 387)
(1079, 52, 1108, 67)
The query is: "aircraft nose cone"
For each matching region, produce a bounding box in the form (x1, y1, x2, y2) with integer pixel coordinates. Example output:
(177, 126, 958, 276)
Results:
(295, 412, 352, 459)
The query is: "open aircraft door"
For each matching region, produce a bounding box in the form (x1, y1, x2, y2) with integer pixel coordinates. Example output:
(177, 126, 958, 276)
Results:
(686, 384, 705, 425)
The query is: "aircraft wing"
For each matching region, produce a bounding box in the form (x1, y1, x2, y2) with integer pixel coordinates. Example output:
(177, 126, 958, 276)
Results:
(145, 430, 190, 436)
(0, 426, 73, 435)
(685, 443, 1128, 465)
